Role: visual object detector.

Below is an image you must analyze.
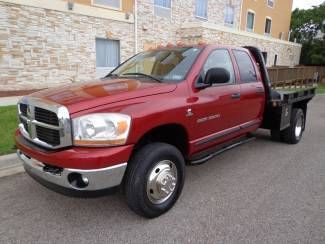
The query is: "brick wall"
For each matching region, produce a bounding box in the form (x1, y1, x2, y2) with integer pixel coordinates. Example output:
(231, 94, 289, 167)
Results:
(136, 0, 242, 51)
(178, 23, 301, 67)
(0, 2, 134, 91)
(136, 0, 301, 67)
(0, 0, 301, 91)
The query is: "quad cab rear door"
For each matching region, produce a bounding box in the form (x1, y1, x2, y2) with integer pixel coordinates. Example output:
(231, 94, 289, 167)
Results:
(232, 49, 265, 128)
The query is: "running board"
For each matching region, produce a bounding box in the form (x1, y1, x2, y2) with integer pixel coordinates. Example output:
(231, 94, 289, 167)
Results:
(189, 136, 256, 165)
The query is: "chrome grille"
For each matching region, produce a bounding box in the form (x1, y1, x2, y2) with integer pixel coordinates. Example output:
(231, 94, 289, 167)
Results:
(35, 107, 59, 126)
(19, 103, 28, 117)
(35, 126, 61, 146)
(18, 97, 72, 149)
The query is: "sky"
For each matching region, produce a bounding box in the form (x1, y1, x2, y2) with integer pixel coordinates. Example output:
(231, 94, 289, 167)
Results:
(292, 0, 324, 10)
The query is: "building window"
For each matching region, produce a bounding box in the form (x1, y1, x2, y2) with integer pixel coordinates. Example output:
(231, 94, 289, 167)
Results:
(196, 0, 208, 19)
(267, 0, 274, 8)
(96, 38, 120, 77)
(265, 17, 272, 35)
(246, 11, 255, 32)
(93, 0, 120, 9)
(154, 0, 172, 18)
(224, 5, 234, 26)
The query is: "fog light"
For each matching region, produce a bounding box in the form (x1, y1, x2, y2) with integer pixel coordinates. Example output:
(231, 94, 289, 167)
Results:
(68, 173, 89, 189)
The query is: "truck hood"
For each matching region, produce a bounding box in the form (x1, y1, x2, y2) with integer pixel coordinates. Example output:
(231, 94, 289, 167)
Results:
(31, 78, 177, 114)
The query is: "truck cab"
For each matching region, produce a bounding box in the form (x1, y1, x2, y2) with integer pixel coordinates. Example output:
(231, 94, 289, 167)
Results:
(15, 44, 315, 218)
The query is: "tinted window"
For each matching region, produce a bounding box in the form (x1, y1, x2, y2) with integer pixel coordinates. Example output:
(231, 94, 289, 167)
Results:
(201, 49, 235, 84)
(233, 50, 257, 82)
(265, 18, 272, 34)
(246, 12, 255, 31)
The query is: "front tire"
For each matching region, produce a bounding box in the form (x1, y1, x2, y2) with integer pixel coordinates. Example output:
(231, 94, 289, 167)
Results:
(125, 143, 185, 218)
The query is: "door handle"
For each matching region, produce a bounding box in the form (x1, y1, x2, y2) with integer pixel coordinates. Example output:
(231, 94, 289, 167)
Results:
(231, 93, 241, 99)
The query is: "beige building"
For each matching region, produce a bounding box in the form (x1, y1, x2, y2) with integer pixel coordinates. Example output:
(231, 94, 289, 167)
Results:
(0, 0, 300, 91)
(240, 0, 293, 40)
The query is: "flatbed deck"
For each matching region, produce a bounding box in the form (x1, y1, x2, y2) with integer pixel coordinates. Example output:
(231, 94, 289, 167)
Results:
(271, 87, 316, 104)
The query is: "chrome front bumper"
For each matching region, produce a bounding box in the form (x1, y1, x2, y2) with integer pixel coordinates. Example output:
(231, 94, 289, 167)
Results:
(17, 150, 127, 195)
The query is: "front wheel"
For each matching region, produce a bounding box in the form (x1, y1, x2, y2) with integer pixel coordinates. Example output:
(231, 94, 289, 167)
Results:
(125, 143, 185, 218)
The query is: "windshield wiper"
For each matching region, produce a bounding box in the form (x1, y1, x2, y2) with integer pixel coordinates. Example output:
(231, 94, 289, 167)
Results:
(105, 73, 119, 78)
(122, 72, 162, 83)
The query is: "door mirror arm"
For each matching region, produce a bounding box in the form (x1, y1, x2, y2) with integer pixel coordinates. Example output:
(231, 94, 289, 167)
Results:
(194, 73, 212, 90)
(195, 81, 211, 89)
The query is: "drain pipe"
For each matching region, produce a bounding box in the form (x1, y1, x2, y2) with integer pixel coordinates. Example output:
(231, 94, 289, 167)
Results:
(134, 0, 138, 54)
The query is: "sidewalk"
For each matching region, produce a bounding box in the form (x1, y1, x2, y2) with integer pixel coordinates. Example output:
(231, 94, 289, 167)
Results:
(0, 153, 24, 178)
(0, 96, 21, 106)
(0, 96, 23, 177)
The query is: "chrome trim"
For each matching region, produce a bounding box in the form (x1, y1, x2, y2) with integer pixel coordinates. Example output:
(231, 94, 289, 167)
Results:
(17, 96, 72, 149)
(295, 113, 304, 139)
(194, 119, 261, 146)
(195, 125, 241, 146)
(146, 160, 177, 204)
(17, 150, 127, 191)
(240, 119, 260, 129)
(32, 120, 61, 130)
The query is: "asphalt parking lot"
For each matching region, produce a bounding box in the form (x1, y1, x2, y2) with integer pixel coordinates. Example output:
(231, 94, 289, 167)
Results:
(0, 95, 324, 243)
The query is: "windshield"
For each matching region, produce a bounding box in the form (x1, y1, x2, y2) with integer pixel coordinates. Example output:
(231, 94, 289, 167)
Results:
(110, 47, 202, 82)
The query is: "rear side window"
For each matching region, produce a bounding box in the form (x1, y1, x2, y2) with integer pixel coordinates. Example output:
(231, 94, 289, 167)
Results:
(233, 50, 257, 82)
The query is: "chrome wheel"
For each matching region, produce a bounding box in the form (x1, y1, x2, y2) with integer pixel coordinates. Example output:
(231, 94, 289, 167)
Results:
(146, 160, 177, 204)
(295, 113, 304, 139)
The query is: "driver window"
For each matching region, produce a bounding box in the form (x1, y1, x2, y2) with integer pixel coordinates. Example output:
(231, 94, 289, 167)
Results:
(201, 49, 235, 84)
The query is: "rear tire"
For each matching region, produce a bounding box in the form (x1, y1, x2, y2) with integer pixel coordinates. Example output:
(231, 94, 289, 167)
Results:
(125, 143, 185, 218)
(282, 108, 305, 144)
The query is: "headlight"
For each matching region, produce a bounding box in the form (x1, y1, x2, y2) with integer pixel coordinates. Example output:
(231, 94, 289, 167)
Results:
(73, 113, 131, 146)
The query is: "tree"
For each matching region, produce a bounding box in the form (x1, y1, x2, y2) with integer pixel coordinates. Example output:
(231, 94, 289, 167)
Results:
(290, 2, 325, 65)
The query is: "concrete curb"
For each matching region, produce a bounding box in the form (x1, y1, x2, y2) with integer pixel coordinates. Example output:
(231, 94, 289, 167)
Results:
(0, 96, 21, 106)
(0, 153, 24, 178)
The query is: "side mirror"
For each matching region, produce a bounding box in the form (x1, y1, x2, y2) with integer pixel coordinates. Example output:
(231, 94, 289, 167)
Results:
(204, 68, 230, 85)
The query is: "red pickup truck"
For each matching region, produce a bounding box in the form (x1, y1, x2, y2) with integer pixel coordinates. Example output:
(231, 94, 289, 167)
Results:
(15, 44, 315, 218)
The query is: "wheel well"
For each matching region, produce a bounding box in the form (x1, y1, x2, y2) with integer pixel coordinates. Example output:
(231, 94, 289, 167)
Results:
(293, 101, 307, 112)
(133, 124, 189, 159)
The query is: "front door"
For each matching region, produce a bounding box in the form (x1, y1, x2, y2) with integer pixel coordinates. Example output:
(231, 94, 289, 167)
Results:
(190, 49, 242, 149)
